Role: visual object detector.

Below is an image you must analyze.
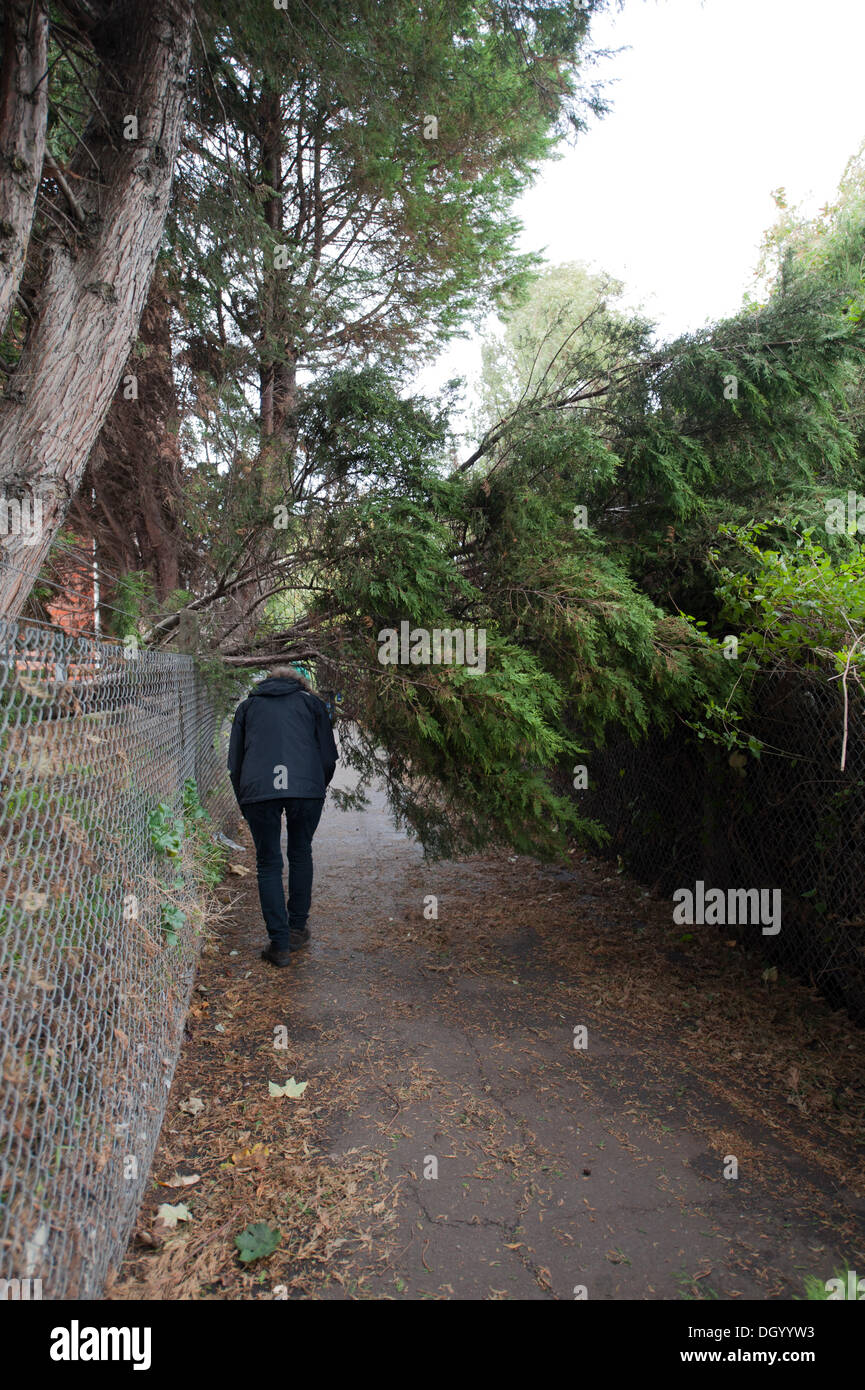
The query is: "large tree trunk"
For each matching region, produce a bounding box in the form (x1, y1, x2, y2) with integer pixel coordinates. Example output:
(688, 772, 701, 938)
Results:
(71, 266, 188, 604)
(0, 0, 194, 619)
(0, 1, 48, 337)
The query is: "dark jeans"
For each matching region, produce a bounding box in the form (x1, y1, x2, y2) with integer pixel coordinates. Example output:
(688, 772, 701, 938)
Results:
(243, 797, 325, 950)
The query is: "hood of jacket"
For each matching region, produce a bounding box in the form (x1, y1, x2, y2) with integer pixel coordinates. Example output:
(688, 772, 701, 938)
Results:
(249, 677, 305, 698)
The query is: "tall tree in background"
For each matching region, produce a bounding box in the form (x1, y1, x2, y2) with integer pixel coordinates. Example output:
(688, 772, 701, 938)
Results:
(474, 259, 639, 432)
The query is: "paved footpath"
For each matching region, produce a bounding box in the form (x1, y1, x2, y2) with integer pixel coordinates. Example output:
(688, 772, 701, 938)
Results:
(110, 762, 865, 1301)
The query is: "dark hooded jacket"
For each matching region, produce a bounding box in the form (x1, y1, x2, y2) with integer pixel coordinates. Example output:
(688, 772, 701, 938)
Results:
(227, 677, 338, 806)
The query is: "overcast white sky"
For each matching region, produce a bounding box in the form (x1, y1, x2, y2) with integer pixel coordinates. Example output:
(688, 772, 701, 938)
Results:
(418, 0, 865, 423)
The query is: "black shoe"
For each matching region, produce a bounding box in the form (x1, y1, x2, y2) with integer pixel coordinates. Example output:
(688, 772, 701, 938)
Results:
(261, 944, 292, 968)
(289, 926, 311, 951)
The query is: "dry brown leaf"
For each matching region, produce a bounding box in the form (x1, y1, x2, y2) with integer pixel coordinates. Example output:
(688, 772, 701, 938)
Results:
(230, 1144, 269, 1170)
(158, 1172, 202, 1189)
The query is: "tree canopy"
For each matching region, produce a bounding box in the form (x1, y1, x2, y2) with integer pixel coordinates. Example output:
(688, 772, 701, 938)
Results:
(3, 4, 865, 859)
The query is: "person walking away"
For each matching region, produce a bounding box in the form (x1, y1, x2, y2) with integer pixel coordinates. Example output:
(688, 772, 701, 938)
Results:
(227, 664, 338, 967)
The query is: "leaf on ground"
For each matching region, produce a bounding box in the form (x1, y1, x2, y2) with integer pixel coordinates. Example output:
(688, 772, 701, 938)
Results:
(156, 1202, 191, 1228)
(268, 1077, 308, 1098)
(134, 1227, 164, 1249)
(230, 1144, 269, 1169)
(235, 1222, 281, 1263)
(158, 1172, 201, 1189)
(179, 1096, 205, 1116)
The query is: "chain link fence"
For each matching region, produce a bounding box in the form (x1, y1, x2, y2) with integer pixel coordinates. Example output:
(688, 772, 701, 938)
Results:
(579, 670, 865, 1024)
(0, 620, 235, 1299)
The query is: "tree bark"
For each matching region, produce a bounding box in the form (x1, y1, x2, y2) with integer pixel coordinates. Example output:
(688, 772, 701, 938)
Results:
(71, 266, 187, 603)
(0, 0, 49, 335)
(0, 0, 194, 619)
